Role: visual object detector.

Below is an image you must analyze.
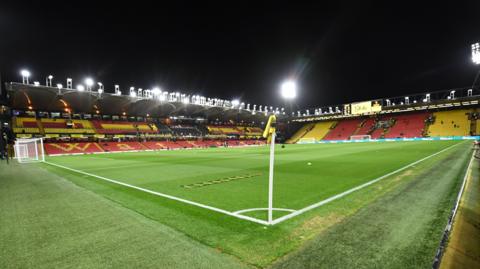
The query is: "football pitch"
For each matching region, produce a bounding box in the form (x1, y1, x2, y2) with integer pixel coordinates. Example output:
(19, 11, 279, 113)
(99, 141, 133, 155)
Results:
(2, 140, 474, 268)
(43, 140, 462, 225)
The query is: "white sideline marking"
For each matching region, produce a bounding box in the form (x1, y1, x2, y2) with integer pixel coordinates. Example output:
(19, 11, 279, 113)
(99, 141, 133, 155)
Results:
(43, 161, 269, 226)
(270, 142, 463, 225)
(233, 207, 296, 215)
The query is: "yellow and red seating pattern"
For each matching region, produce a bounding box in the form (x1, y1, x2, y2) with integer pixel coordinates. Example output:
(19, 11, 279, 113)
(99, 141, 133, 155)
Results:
(207, 125, 242, 135)
(98, 142, 147, 152)
(44, 142, 104, 155)
(43, 140, 265, 155)
(93, 120, 158, 134)
(13, 117, 41, 134)
(41, 118, 96, 134)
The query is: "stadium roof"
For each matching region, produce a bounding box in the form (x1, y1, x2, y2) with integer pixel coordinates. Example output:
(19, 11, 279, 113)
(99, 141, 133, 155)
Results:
(5, 82, 282, 121)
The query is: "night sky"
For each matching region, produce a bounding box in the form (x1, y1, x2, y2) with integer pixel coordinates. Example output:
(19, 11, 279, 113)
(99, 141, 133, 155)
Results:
(1, 1, 479, 110)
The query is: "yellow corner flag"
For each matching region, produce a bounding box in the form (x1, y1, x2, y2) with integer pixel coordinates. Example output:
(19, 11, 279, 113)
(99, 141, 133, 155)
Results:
(263, 115, 277, 144)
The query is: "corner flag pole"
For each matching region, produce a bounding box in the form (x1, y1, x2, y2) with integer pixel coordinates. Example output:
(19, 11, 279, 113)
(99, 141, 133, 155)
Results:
(263, 115, 277, 224)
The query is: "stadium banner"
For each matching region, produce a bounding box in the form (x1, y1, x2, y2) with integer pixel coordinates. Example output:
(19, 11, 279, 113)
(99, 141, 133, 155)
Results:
(297, 136, 480, 144)
(350, 100, 382, 115)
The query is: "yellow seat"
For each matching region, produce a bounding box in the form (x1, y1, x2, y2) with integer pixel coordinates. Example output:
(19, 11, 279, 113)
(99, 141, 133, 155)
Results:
(428, 109, 472, 136)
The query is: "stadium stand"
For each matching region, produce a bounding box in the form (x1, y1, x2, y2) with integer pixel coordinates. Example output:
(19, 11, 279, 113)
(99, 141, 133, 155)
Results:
(93, 120, 158, 134)
(383, 112, 429, 138)
(427, 109, 472, 136)
(99, 141, 147, 152)
(12, 117, 41, 134)
(44, 142, 104, 155)
(286, 123, 314, 143)
(354, 118, 376, 136)
(207, 125, 241, 135)
(41, 118, 96, 134)
(302, 121, 335, 140)
(169, 125, 202, 136)
(323, 118, 362, 140)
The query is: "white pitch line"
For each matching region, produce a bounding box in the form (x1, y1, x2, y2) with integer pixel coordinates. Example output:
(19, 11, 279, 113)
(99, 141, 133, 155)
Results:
(270, 142, 464, 225)
(43, 161, 269, 226)
(233, 207, 296, 215)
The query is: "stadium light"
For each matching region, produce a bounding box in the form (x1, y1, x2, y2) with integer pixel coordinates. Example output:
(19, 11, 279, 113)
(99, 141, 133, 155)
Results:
(472, 43, 480, 64)
(232, 99, 240, 107)
(130, 87, 137, 97)
(33, 81, 40, 86)
(97, 82, 104, 92)
(280, 80, 297, 99)
(20, 69, 31, 84)
(46, 75, 53, 87)
(85, 78, 94, 91)
(66, 78, 73, 89)
(152, 87, 161, 95)
(115, 85, 121, 95)
(56, 84, 63, 89)
(76, 84, 85, 91)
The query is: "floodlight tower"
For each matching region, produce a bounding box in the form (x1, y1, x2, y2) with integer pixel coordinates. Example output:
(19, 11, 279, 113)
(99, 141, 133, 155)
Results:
(46, 75, 53, 87)
(85, 78, 94, 91)
(472, 43, 480, 91)
(20, 69, 30, 84)
(66, 78, 73, 89)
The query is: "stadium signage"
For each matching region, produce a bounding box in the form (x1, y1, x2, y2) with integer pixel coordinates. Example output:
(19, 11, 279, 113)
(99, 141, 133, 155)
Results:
(350, 100, 382, 115)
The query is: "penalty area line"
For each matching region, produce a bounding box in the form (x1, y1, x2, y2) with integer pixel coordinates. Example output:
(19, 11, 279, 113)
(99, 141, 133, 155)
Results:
(43, 161, 269, 226)
(270, 141, 463, 225)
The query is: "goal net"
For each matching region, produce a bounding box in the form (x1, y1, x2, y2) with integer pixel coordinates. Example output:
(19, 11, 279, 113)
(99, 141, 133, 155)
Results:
(14, 138, 45, 163)
(350, 135, 371, 140)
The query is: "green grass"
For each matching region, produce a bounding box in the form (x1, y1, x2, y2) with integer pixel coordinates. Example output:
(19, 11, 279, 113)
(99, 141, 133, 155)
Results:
(0, 158, 249, 269)
(0, 140, 473, 268)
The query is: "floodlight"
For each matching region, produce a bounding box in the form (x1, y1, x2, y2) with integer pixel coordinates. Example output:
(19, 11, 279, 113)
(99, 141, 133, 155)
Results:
(21, 69, 31, 84)
(57, 84, 63, 89)
(48, 75, 53, 79)
(183, 98, 189, 104)
(20, 69, 30, 77)
(77, 84, 85, 91)
(280, 80, 297, 99)
(152, 87, 161, 95)
(232, 99, 240, 107)
(130, 91, 137, 97)
(97, 82, 102, 86)
(85, 78, 94, 86)
(33, 81, 40, 86)
(98, 88, 103, 94)
(472, 43, 480, 64)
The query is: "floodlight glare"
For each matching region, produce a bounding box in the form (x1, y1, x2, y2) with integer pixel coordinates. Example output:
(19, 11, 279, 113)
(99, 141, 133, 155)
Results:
(57, 84, 63, 89)
(48, 75, 53, 79)
(280, 80, 297, 99)
(130, 91, 137, 97)
(152, 87, 161, 95)
(77, 84, 85, 91)
(20, 69, 31, 77)
(232, 99, 240, 107)
(85, 78, 94, 86)
(472, 42, 480, 64)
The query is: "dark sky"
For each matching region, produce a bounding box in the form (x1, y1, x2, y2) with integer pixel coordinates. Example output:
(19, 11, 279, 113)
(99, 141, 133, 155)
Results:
(1, 1, 479, 110)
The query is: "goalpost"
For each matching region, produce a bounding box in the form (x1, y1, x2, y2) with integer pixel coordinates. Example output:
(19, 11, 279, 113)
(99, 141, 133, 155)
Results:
(14, 138, 45, 163)
(350, 135, 371, 140)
